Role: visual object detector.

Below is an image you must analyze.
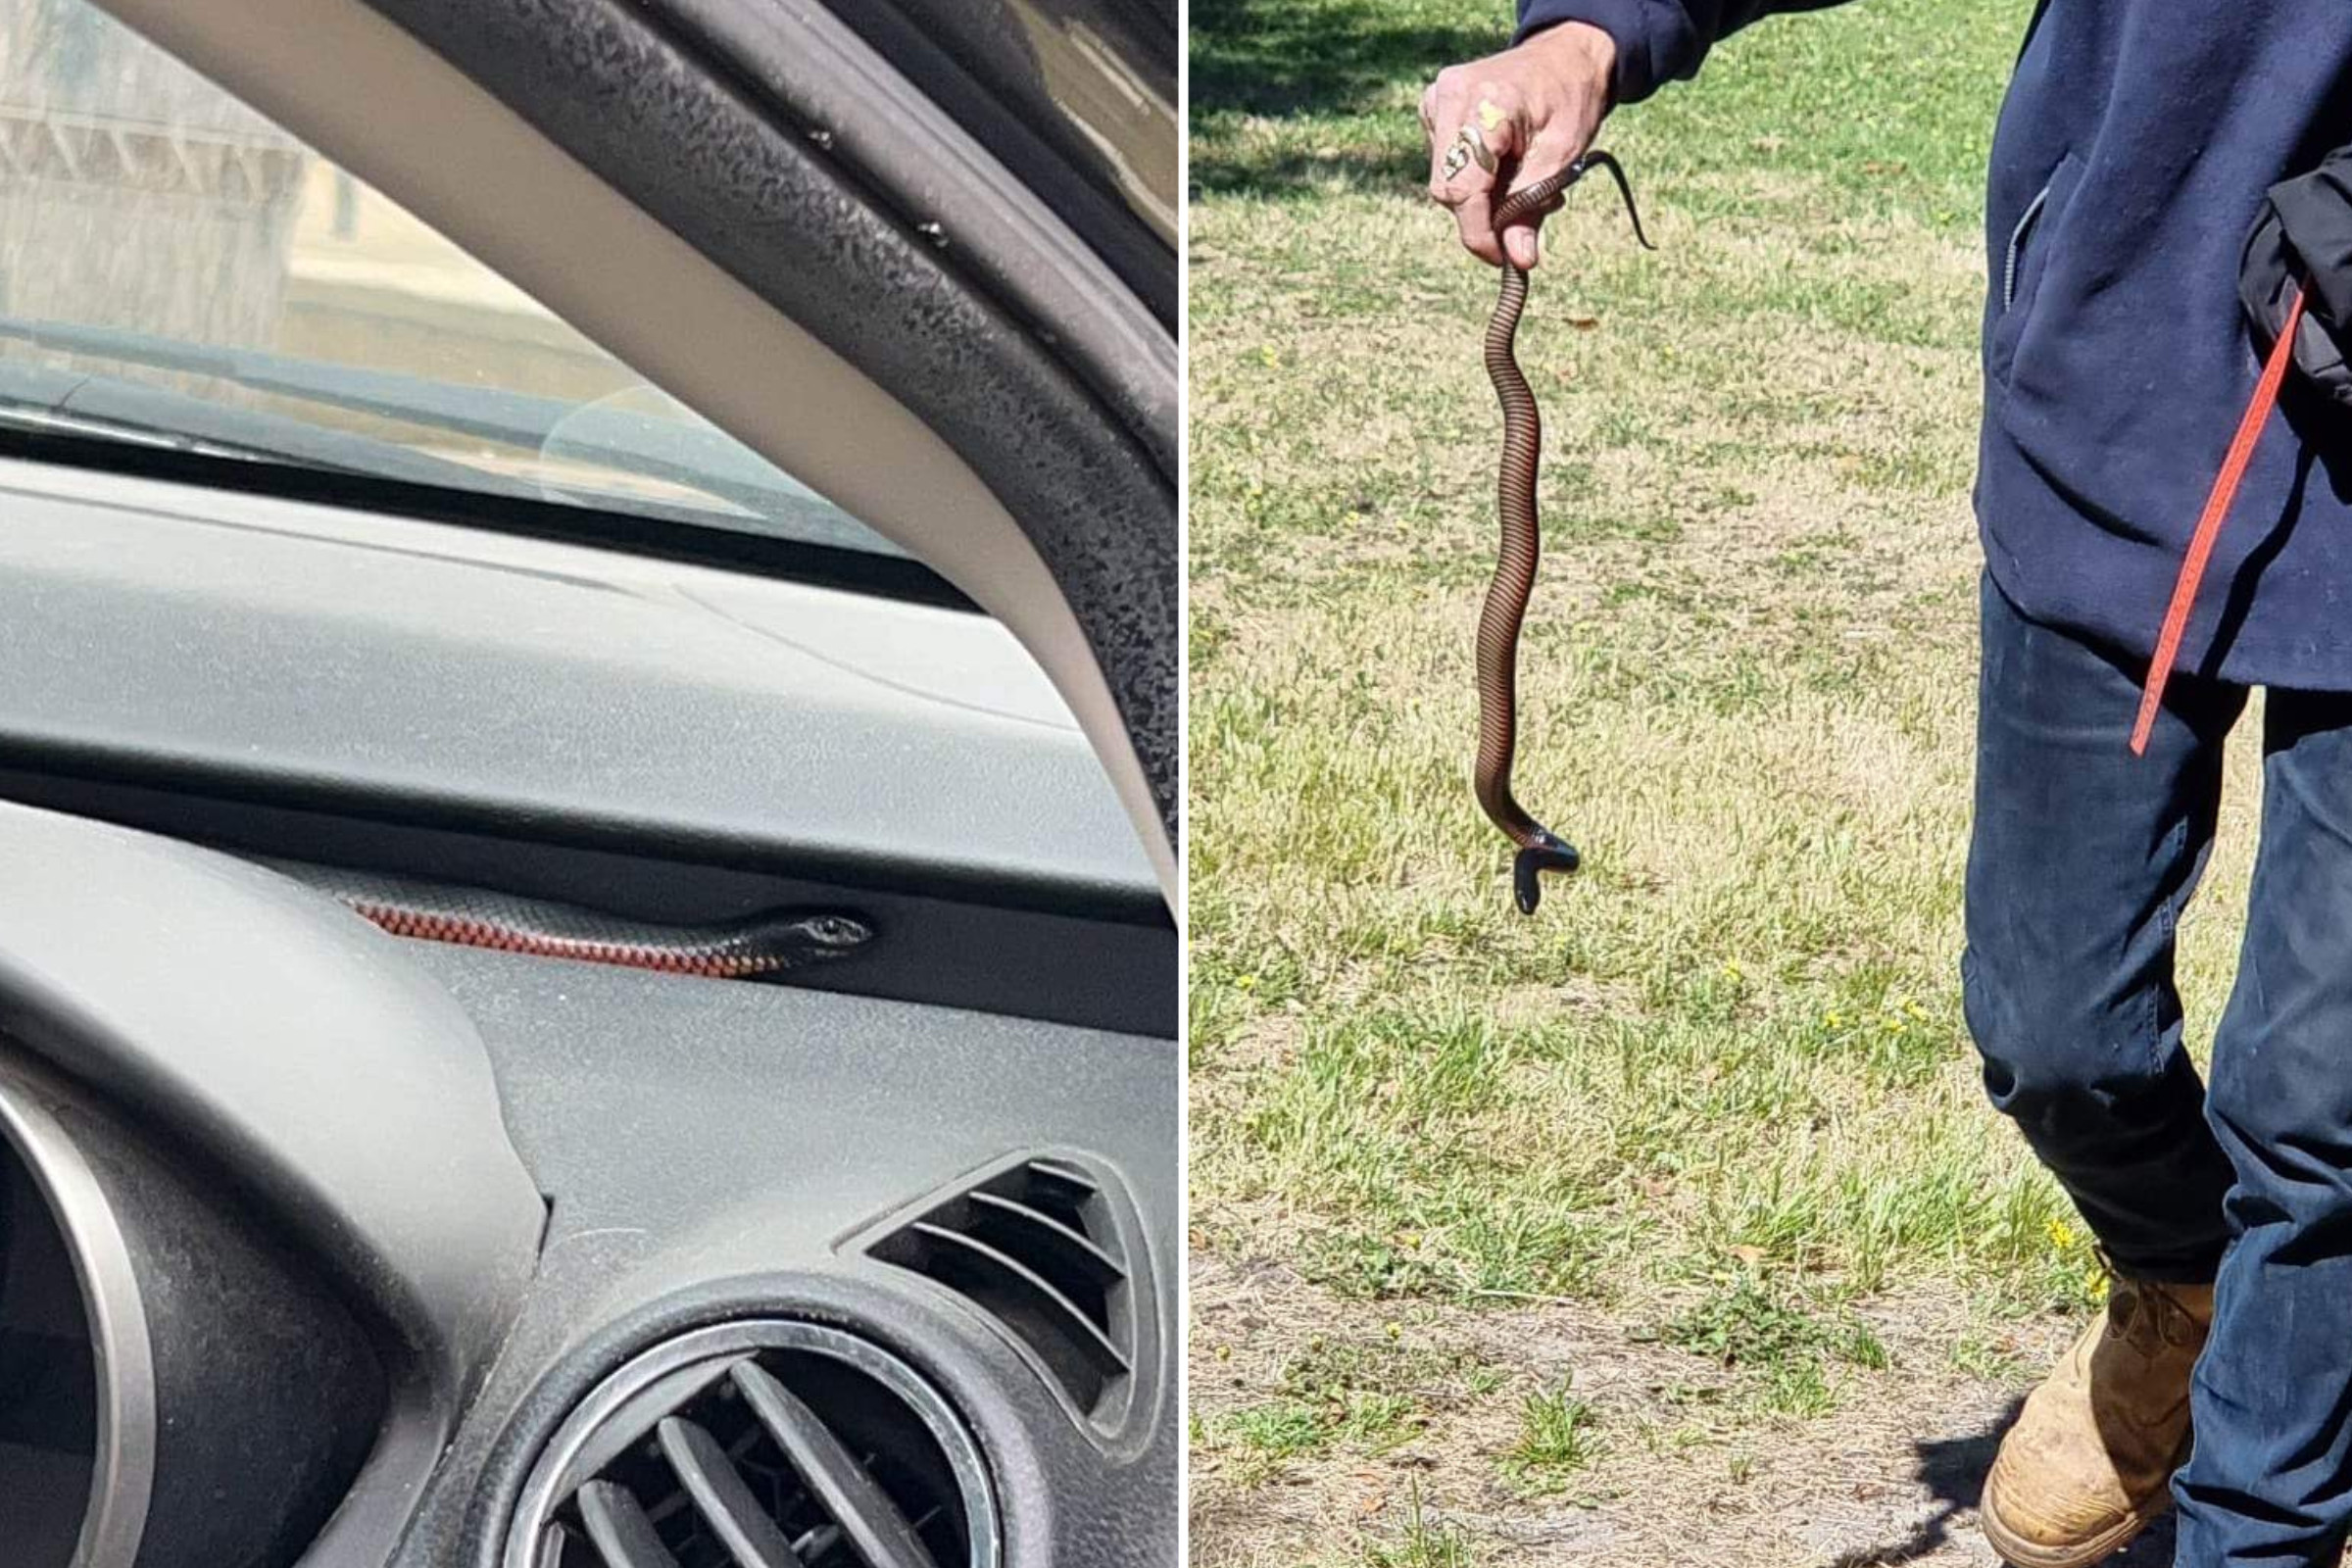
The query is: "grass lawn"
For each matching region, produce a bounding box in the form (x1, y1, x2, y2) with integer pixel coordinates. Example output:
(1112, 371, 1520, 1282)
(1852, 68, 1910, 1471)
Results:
(1186, 1, 2264, 1562)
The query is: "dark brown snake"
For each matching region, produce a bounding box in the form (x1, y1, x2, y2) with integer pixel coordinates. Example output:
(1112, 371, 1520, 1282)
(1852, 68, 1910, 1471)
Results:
(1477, 151, 1652, 914)
(264, 858, 873, 978)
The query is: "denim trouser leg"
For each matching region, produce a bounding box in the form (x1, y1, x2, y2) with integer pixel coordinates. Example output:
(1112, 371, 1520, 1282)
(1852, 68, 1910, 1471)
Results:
(2173, 688, 2352, 1566)
(1964, 574, 2244, 1282)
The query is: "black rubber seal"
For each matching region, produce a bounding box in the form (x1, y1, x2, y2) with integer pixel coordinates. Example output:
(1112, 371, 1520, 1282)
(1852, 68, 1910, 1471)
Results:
(355, 0, 1179, 852)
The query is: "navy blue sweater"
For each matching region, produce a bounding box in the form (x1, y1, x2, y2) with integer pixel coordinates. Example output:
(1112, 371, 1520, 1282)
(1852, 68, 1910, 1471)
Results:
(1518, 0, 2352, 689)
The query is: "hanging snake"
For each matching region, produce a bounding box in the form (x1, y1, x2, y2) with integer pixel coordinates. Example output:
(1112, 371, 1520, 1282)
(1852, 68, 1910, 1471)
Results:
(1475, 150, 1652, 914)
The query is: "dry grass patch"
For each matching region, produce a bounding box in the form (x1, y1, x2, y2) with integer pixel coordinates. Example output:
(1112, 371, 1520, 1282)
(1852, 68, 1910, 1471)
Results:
(1188, 1253, 2156, 1568)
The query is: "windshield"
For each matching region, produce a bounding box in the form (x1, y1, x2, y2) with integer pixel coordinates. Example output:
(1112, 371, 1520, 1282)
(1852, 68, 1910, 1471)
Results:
(0, 0, 899, 560)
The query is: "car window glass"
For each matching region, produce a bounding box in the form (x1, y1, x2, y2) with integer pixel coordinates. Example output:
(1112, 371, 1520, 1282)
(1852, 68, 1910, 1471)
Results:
(0, 0, 897, 559)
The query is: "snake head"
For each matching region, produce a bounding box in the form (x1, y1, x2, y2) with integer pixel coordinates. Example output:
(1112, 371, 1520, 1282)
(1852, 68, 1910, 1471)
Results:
(1511, 833, 1581, 915)
(784, 910, 875, 955)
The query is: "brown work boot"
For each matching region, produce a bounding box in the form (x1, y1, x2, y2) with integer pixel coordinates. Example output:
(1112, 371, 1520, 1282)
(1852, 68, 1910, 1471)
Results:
(1980, 1272, 2213, 1568)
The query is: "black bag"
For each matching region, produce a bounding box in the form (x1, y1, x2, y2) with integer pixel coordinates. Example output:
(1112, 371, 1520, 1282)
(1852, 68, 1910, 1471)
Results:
(2136, 149, 2352, 751)
(2241, 144, 2352, 402)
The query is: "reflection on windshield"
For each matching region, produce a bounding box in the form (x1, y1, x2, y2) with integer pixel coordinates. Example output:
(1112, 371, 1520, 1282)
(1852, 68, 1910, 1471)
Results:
(1008, 0, 1178, 244)
(0, 0, 898, 559)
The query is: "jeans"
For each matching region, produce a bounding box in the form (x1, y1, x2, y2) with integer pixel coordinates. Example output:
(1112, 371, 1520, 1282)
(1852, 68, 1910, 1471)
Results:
(1964, 573, 2352, 1566)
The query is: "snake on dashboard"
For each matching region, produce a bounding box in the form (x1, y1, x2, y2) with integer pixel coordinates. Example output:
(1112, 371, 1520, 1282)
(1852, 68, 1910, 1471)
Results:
(261, 858, 874, 978)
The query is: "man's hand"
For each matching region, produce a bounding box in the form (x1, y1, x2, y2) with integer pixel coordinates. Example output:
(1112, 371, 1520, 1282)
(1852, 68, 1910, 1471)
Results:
(1421, 23, 1617, 269)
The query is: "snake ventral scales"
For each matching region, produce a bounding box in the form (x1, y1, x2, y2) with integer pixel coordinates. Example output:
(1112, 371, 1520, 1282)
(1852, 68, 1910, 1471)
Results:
(1475, 151, 1652, 914)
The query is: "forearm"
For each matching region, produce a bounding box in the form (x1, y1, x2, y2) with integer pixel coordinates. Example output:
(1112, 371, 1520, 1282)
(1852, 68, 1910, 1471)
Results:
(1518, 0, 1852, 104)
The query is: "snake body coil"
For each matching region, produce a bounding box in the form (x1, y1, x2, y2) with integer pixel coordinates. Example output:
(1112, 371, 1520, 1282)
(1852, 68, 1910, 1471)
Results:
(1475, 152, 1650, 914)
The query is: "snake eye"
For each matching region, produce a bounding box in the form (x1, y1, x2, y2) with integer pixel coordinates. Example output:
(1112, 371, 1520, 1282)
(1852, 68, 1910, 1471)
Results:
(811, 915, 868, 946)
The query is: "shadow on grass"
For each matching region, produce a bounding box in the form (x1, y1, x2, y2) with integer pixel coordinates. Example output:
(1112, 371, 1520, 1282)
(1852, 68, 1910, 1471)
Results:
(1190, 0, 1501, 196)
(1829, 1397, 2175, 1567)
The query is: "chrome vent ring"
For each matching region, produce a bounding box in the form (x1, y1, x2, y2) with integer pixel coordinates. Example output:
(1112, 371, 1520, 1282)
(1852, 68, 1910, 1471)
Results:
(506, 1320, 1001, 1568)
(0, 1068, 155, 1568)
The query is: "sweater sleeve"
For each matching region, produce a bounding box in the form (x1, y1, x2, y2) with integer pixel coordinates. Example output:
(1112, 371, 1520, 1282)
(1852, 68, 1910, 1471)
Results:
(1516, 0, 1851, 105)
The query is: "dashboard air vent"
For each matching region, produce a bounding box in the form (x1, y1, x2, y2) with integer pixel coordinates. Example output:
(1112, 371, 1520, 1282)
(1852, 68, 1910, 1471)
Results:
(511, 1321, 998, 1568)
(0, 1080, 129, 1568)
(866, 1156, 1138, 1428)
(3, 1054, 387, 1568)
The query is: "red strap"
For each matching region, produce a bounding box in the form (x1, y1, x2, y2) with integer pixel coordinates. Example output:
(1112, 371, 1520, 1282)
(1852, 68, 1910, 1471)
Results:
(2131, 284, 2308, 755)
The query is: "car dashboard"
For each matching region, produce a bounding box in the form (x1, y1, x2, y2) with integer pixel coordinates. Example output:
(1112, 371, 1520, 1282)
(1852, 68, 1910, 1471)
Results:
(0, 452, 1177, 1568)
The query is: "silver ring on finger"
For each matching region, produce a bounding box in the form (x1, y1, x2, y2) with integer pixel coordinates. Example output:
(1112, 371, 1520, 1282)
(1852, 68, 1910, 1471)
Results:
(1443, 123, 1493, 184)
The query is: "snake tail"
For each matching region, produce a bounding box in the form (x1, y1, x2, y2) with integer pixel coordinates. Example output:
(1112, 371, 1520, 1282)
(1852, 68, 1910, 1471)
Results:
(1473, 151, 1647, 915)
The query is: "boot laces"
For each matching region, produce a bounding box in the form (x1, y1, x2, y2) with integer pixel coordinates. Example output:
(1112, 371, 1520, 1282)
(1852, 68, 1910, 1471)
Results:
(2095, 1251, 2199, 1352)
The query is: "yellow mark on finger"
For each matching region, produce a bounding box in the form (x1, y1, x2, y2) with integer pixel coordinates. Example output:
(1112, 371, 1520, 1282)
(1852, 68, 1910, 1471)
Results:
(1477, 100, 1507, 132)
